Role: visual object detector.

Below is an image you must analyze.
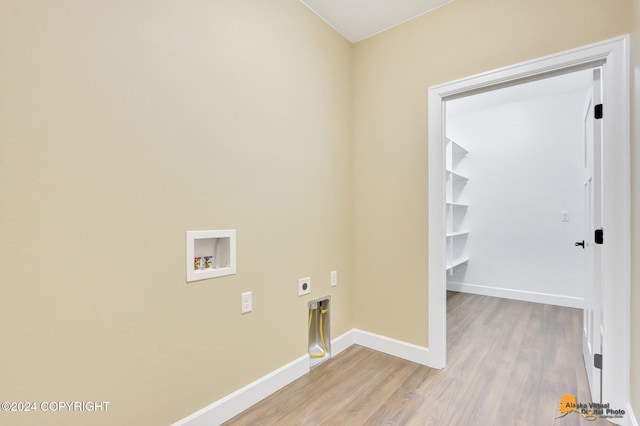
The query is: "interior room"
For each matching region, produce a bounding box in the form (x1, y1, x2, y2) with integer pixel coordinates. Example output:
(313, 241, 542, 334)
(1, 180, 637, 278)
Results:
(444, 70, 592, 308)
(1, 1, 638, 425)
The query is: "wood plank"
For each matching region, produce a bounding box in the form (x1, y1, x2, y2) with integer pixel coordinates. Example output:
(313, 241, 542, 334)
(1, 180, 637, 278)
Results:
(224, 292, 609, 425)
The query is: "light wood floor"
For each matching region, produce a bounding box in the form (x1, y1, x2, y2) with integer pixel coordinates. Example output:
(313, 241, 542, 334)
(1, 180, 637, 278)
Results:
(225, 292, 607, 425)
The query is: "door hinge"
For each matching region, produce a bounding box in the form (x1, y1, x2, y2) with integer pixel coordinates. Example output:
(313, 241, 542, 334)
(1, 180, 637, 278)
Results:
(594, 353, 603, 369)
(595, 228, 604, 245)
(594, 104, 603, 119)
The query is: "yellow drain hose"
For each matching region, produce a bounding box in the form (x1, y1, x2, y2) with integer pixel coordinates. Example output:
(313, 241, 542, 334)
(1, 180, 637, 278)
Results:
(308, 307, 328, 358)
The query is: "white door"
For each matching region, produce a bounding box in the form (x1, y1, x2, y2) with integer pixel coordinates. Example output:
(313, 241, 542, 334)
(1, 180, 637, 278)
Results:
(581, 67, 604, 403)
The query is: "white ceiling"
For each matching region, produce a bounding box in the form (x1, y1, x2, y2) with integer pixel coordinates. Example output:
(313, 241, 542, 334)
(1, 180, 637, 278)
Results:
(300, 0, 453, 43)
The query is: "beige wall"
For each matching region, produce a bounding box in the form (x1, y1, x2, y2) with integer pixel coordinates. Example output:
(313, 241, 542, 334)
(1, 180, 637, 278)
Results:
(631, 0, 640, 418)
(2, 0, 637, 424)
(0, 1, 353, 425)
(352, 0, 631, 346)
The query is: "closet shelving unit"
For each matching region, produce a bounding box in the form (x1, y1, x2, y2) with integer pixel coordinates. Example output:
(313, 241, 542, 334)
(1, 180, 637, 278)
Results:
(445, 138, 470, 273)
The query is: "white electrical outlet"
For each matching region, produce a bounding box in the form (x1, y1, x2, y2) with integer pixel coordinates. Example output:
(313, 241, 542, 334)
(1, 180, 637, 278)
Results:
(298, 277, 311, 296)
(241, 291, 252, 314)
(331, 270, 338, 287)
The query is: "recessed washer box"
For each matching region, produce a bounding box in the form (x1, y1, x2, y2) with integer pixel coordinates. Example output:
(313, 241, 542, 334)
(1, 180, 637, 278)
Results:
(186, 230, 236, 282)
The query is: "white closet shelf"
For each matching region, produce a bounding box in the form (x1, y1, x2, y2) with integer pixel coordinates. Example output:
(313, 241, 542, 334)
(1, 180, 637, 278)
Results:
(446, 231, 470, 237)
(446, 137, 470, 276)
(446, 257, 470, 271)
(446, 169, 469, 181)
(448, 138, 469, 154)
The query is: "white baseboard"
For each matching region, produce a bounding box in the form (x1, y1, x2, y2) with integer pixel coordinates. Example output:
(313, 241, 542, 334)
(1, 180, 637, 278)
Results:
(171, 328, 434, 426)
(331, 328, 357, 356)
(171, 354, 309, 426)
(447, 281, 584, 309)
(351, 328, 434, 367)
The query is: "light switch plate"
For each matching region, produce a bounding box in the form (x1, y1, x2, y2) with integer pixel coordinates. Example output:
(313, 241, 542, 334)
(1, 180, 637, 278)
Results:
(331, 271, 338, 287)
(241, 291, 252, 314)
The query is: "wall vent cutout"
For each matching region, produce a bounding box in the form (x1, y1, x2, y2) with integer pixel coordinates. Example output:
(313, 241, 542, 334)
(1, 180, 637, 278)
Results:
(308, 296, 331, 368)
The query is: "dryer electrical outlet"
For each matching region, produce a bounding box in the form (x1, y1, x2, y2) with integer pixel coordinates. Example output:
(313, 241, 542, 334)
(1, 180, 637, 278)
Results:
(298, 277, 311, 296)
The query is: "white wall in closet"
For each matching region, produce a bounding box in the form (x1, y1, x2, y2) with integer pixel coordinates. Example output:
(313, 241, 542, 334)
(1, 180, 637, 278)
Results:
(446, 79, 590, 308)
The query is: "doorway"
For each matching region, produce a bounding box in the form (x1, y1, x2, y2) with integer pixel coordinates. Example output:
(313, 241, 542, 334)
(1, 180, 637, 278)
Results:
(427, 36, 630, 419)
(443, 70, 591, 308)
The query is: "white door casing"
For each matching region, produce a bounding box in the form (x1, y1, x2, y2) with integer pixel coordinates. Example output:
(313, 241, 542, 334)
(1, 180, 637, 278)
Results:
(428, 36, 630, 423)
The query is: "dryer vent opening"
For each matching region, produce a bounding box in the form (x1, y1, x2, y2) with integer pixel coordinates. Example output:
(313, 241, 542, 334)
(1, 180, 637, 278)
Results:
(308, 296, 330, 368)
